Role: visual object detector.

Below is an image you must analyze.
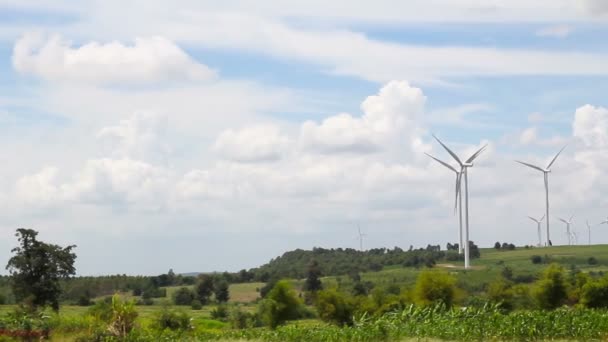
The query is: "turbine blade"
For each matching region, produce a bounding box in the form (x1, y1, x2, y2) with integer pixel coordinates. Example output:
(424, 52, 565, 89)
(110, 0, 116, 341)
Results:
(425, 153, 458, 173)
(540, 214, 545, 222)
(515, 160, 545, 172)
(528, 216, 538, 223)
(466, 144, 488, 164)
(432, 134, 463, 166)
(558, 218, 568, 224)
(454, 172, 462, 214)
(569, 214, 574, 222)
(546, 145, 567, 169)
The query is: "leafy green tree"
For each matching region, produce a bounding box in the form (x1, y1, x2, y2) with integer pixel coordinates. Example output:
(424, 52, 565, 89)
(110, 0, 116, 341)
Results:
(533, 263, 568, 309)
(195, 275, 214, 304)
(487, 278, 514, 311)
(173, 287, 195, 305)
(303, 260, 323, 292)
(258, 280, 302, 328)
(315, 289, 354, 326)
(6, 228, 77, 311)
(214, 280, 230, 303)
(581, 275, 608, 308)
(413, 270, 457, 308)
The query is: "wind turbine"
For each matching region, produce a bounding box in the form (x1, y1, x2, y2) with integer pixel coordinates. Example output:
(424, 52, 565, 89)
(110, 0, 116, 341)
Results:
(558, 215, 574, 245)
(425, 152, 464, 255)
(356, 225, 367, 251)
(586, 220, 592, 245)
(528, 215, 545, 247)
(431, 135, 487, 269)
(572, 231, 579, 245)
(515, 145, 567, 247)
(600, 217, 608, 225)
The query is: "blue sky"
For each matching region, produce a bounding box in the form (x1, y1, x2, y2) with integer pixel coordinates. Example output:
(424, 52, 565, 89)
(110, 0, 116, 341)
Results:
(0, 0, 608, 275)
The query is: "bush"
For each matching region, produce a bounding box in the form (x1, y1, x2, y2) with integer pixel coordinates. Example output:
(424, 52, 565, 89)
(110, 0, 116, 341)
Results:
(172, 287, 195, 306)
(531, 255, 543, 264)
(258, 280, 303, 328)
(533, 264, 568, 309)
(229, 306, 260, 329)
(413, 270, 457, 308)
(107, 295, 138, 338)
(588, 257, 599, 265)
(487, 279, 514, 311)
(315, 289, 355, 326)
(191, 300, 202, 310)
(210, 305, 229, 321)
(154, 307, 192, 331)
(581, 276, 608, 308)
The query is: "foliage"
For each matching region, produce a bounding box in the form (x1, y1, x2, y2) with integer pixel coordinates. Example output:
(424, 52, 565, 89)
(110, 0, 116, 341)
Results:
(6, 228, 77, 311)
(315, 288, 355, 326)
(210, 305, 229, 321)
(581, 275, 608, 308)
(153, 306, 192, 331)
(172, 287, 195, 306)
(195, 276, 214, 304)
(531, 255, 543, 264)
(258, 280, 303, 328)
(533, 263, 568, 309)
(190, 299, 202, 310)
(106, 295, 138, 338)
(413, 270, 457, 308)
(304, 260, 323, 292)
(214, 280, 230, 303)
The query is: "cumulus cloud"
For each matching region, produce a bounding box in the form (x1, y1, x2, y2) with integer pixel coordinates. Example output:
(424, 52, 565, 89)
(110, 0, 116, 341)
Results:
(12, 33, 216, 84)
(573, 104, 608, 147)
(213, 124, 290, 162)
(300, 81, 426, 154)
(519, 127, 537, 145)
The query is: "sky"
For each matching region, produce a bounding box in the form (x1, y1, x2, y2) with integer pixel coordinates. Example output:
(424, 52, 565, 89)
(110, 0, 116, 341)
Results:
(1, 0, 608, 275)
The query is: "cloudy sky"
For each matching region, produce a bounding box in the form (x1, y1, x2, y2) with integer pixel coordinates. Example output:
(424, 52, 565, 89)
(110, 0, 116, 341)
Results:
(1, 0, 608, 275)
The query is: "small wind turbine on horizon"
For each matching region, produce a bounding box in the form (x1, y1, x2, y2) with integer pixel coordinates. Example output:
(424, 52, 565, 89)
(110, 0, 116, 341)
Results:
(586, 220, 592, 245)
(558, 215, 574, 245)
(430, 134, 487, 269)
(528, 215, 545, 247)
(515, 145, 567, 247)
(572, 231, 579, 245)
(356, 225, 367, 251)
(425, 152, 464, 255)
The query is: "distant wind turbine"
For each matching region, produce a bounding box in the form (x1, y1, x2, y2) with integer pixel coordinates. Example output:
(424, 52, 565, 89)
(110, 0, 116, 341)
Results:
(515, 145, 567, 247)
(528, 215, 545, 247)
(586, 220, 592, 245)
(572, 231, 579, 245)
(431, 135, 487, 269)
(558, 215, 574, 245)
(425, 152, 464, 255)
(356, 225, 367, 251)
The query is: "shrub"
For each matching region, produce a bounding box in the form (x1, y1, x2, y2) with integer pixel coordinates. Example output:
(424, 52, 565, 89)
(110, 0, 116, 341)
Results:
(191, 300, 202, 310)
(531, 255, 543, 264)
(154, 307, 192, 331)
(413, 270, 456, 308)
(581, 276, 608, 308)
(172, 287, 195, 306)
(210, 305, 229, 321)
(107, 295, 138, 338)
(315, 289, 355, 326)
(533, 264, 568, 309)
(258, 280, 303, 329)
(588, 257, 599, 265)
(487, 279, 514, 311)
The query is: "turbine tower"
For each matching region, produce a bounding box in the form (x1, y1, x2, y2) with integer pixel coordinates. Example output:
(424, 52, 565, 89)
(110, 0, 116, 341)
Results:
(425, 152, 464, 254)
(558, 215, 574, 245)
(356, 225, 367, 251)
(515, 145, 567, 247)
(431, 135, 487, 269)
(528, 215, 545, 247)
(586, 220, 592, 245)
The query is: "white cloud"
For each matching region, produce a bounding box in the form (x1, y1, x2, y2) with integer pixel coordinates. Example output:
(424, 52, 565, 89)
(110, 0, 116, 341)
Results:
(519, 127, 537, 145)
(536, 25, 574, 38)
(213, 124, 290, 163)
(573, 104, 608, 148)
(12, 33, 215, 84)
(579, 0, 608, 16)
(300, 81, 426, 154)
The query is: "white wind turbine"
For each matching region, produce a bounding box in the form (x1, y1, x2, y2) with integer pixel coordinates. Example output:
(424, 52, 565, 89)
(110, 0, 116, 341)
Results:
(558, 215, 574, 245)
(586, 220, 592, 245)
(572, 231, 579, 245)
(425, 152, 464, 254)
(356, 225, 367, 251)
(515, 145, 567, 247)
(431, 135, 487, 269)
(528, 215, 545, 247)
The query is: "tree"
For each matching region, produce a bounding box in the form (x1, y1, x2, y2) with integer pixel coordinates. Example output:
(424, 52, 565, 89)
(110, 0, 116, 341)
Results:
(195, 275, 214, 304)
(581, 275, 608, 308)
(413, 270, 457, 308)
(214, 280, 230, 303)
(315, 289, 355, 326)
(533, 263, 568, 309)
(494, 242, 501, 249)
(173, 287, 195, 305)
(258, 280, 302, 328)
(6, 228, 77, 311)
(303, 260, 323, 292)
